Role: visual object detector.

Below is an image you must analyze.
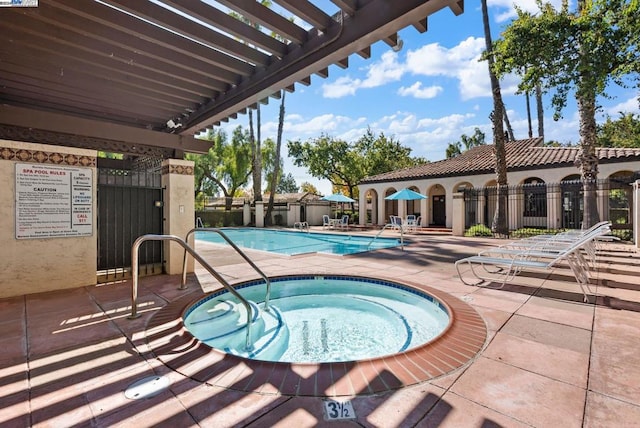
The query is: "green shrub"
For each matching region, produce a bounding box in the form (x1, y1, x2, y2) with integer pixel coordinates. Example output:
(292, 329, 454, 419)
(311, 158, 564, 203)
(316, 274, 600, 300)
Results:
(464, 224, 492, 237)
(510, 227, 565, 238)
(612, 229, 632, 242)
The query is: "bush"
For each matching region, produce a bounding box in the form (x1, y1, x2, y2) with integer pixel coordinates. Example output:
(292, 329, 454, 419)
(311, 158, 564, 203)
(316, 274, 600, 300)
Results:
(510, 227, 565, 238)
(612, 229, 632, 242)
(464, 224, 492, 237)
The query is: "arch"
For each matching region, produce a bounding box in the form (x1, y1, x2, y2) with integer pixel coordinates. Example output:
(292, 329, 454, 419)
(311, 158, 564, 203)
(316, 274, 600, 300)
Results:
(363, 188, 379, 225)
(453, 181, 473, 192)
(607, 170, 636, 228)
(406, 185, 422, 217)
(560, 174, 583, 228)
(384, 187, 399, 222)
(427, 183, 446, 227)
(454, 181, 476, 228)
(522, 177, 547, 222)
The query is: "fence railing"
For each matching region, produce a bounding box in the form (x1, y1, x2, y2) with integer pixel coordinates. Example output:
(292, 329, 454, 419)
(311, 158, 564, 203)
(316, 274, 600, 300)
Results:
(463, 176, 636, 239)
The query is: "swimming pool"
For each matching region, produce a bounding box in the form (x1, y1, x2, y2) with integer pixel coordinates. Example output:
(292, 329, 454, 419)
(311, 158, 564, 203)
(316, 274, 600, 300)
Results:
(183, 275, 451, 363)
(195, 228, 401, 255)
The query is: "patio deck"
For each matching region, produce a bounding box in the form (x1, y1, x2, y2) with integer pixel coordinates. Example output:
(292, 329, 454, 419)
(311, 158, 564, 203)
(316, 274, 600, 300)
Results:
(2, 232, 640, 427)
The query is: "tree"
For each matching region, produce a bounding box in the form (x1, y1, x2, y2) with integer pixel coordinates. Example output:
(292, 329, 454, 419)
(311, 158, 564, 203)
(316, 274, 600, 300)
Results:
(598, 113, 640, 148)
(288, 134, 361, 201)
(265, 90, 286, 225)
(228, 1, 273, 206)
(536, 84, 545, 139)
(492, 0, 640, 227)
(288, 129, 423, 201)
(481, 0, 509, 236)
(300, 182, 319, 194)
(445, 142, 462, 159)
(188, 127, 252, 210)
(445, 128, 486, 158)
(276, 173, 299, 193)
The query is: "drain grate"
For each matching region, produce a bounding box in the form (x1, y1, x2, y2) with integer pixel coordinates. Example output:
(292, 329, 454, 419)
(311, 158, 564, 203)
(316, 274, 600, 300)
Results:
(124, 375, 170, 400)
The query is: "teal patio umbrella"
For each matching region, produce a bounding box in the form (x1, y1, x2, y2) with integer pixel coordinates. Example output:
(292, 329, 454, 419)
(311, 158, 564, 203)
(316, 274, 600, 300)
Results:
(385, 188, 426, 249)
(321, 193, 355, 217)
(384, 188, 427, 201)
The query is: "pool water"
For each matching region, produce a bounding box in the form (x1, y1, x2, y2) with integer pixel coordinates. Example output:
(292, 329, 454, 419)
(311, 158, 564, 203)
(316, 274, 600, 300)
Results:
(183, 275, 451, 363)
(195, 228, 401, 255)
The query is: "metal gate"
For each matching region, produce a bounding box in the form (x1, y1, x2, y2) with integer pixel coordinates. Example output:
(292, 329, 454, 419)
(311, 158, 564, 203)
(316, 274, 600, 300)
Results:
(97, 162, 163, 279)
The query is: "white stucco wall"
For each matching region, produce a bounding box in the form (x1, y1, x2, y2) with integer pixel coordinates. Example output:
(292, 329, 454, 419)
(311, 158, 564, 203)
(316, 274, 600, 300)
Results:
(359, 161, 640, 228)
(162, 159, 196, 274)
(0, 140, 97, 298)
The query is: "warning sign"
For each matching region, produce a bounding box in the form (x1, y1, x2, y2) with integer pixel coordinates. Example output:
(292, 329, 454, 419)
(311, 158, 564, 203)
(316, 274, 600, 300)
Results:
(15, 163, 93, 239)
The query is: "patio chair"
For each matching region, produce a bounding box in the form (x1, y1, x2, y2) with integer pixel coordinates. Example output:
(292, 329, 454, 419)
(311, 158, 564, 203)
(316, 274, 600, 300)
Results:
(407, 216, 421, 232)
(322, 214, 331, 230)
(338, 214, 349, 230)
(389, 215, 405, 232)
(454, 223, 611, 302)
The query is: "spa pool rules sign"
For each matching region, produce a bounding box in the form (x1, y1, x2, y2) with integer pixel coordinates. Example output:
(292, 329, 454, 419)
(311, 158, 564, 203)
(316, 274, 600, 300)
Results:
(15, 163, 93, 239)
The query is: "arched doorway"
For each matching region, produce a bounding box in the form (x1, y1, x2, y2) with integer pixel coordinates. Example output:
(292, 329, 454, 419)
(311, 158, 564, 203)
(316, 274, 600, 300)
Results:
(428, 184, 446, 226)
(384, 188, 398, 223)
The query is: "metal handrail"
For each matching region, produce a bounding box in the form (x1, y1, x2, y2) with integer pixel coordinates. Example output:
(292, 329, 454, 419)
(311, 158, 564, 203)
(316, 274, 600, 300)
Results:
(128, 234, 255, 350)
(181, 228, 272, 311)
(368, 223, 405, 250)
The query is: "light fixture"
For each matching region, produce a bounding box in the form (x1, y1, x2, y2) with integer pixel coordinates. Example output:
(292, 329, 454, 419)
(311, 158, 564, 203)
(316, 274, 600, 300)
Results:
(392, 38, 403, 52)
(166, 119, 182, 129)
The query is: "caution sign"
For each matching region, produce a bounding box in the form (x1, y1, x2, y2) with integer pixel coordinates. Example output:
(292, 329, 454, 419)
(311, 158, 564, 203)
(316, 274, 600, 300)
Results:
(15, 163, 93, 239)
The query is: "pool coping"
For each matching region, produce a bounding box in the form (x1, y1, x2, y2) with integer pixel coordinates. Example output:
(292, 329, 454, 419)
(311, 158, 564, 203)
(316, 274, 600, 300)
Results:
(144, 276, 487, 397)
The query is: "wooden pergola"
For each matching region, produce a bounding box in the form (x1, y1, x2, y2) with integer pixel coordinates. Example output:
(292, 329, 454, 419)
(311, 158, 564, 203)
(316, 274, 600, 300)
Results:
(0, 0, 463, 158)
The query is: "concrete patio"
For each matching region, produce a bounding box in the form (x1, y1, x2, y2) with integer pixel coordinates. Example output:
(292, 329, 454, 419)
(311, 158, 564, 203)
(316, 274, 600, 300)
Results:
(2, 231, 639, 427)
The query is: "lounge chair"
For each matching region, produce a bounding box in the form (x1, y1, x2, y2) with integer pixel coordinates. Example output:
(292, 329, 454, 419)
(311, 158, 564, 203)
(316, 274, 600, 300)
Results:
(455, 223, 611, 302)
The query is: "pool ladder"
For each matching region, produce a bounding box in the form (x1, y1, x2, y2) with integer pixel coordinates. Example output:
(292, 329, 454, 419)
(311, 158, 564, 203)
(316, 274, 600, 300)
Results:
(128, 230, 272, 351)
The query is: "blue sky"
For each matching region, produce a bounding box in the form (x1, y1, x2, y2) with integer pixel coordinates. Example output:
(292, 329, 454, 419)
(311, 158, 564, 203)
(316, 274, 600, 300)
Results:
(218, 0, 639, 196)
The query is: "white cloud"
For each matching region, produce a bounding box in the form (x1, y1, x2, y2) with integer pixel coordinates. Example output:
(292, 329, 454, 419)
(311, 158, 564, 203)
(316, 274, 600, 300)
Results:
(284, 113, 362, 136)
(361, 51, 405, 88)
(488, 0, 567, 22)
(397, 82, 443, 99)
(604, 96, 640, 116)
(406, 37, 490, 100)
(321, 51, 404, 98)
(322, 76, 361, 98)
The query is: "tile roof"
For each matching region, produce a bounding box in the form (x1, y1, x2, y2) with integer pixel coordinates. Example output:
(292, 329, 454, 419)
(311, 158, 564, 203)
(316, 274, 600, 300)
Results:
(360, 138, 640, 184)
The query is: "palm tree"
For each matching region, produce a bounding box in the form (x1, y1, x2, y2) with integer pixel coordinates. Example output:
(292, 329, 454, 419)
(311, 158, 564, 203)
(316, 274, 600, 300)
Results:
(536, 84, 544, 139)
(265, 91, 286, 224)
(481, 0, 509, 236)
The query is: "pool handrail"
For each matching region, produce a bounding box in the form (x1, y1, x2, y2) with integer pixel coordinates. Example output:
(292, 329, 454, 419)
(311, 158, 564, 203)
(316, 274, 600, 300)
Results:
(182, 228, 272, 311)
(129, 234, 255, 351)
(368, 223, 405, 250)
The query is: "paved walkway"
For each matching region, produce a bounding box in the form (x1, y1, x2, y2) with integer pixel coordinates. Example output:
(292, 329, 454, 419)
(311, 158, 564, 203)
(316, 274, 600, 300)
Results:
(2, 232, 639, 427)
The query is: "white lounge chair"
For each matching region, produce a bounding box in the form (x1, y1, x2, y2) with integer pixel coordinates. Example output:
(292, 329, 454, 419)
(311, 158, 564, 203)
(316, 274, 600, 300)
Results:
(455, 223, 611, 302)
